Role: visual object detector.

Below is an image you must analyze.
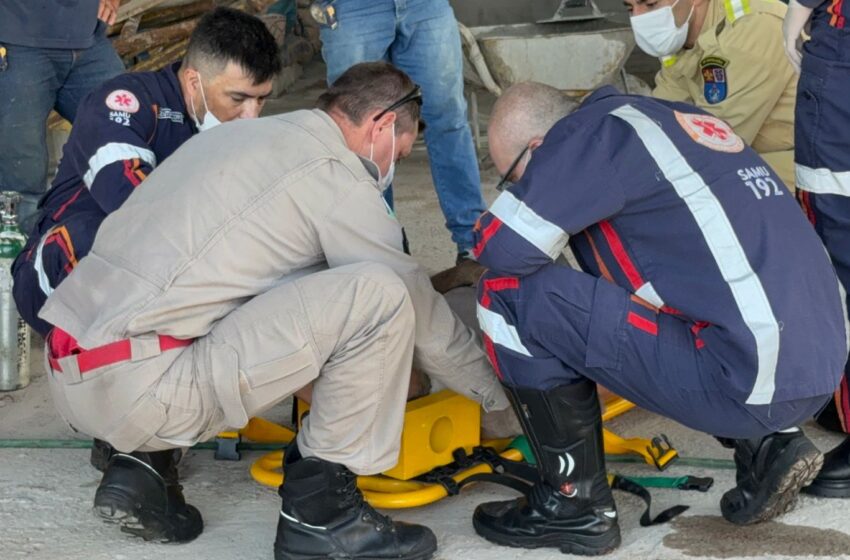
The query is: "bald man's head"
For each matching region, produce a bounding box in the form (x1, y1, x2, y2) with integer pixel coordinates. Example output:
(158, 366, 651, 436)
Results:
(489, 82, 578, 184)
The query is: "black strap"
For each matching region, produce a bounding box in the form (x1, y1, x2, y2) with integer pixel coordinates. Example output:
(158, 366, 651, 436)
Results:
(610, 475, 689, 526)
(457, 472, 535, 494)
(472, 446, 540, 482)
(418, 447, 687, 528)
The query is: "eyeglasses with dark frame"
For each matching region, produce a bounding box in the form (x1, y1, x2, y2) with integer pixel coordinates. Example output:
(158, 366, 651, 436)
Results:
(496, 146, 529, 191)
(373, 85, 423, 122)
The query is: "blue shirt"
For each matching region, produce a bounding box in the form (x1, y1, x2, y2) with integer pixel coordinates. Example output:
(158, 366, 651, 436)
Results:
(26, 63, 197, 250)
(0, 1, 101, 49)
(474, 86, 847, 405)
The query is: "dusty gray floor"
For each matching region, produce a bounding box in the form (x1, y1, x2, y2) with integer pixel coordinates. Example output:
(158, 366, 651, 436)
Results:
(3, 59, 850, 560)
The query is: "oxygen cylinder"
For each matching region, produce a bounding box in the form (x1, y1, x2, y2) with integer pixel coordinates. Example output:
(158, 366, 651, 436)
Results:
(0, 192, 30, 391)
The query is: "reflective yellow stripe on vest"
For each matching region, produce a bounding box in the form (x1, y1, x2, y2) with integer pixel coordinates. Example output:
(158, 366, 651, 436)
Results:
(724, 0, 751, 22)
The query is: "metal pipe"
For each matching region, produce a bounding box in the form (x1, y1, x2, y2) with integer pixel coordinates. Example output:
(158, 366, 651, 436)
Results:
(457, 23, 502, 97)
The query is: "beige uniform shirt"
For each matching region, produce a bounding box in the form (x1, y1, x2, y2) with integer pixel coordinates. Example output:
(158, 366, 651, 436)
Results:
(40, 109, 508, 412)
(653, 0, 797, 186)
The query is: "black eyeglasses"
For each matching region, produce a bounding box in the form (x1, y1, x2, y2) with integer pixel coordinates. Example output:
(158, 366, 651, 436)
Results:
(373, 85, 423, 122)
(496, 146, 529, 191)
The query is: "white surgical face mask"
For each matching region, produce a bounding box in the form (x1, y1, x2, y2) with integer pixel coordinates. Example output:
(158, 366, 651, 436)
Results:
(369, 123, 396, 191)
(631, 0, 693, 58)
(189, 73, 222, 132)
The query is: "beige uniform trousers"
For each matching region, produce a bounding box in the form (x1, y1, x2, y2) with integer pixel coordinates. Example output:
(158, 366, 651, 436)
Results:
(51, 262, 416, 476)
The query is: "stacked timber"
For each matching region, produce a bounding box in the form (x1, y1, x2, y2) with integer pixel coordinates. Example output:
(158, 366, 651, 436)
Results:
(49, 0, 323, 129)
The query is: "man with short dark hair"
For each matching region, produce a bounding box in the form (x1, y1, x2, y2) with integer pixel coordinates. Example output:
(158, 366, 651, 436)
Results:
(471, 82, 846, 553)
(38, 61, 508, 557)
(14, 6, 280, 338)
(11, 6, 280, 544)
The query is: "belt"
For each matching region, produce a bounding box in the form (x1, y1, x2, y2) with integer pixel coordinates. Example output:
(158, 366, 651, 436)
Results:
(48, 331, 193, 374)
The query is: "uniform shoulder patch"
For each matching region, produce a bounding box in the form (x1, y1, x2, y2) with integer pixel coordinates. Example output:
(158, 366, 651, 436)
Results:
(105, 89, 140, 113)
(675, 111, 744, 153)
(700, 56, 728, 104)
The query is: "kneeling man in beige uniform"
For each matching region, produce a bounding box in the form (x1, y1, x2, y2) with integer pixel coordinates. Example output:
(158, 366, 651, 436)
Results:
(39, 61, 508, 560)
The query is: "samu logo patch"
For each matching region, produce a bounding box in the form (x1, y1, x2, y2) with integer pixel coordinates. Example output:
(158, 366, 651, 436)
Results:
(675, 111, 744, 153)
(700, 56, 728, 104)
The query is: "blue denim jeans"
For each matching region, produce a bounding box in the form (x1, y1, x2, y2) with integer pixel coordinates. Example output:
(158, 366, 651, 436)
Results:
(320, 0, 486, 255)
(0, 31, 123, 233)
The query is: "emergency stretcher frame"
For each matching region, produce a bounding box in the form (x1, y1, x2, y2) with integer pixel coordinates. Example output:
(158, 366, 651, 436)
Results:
(223, 391, 678, 510)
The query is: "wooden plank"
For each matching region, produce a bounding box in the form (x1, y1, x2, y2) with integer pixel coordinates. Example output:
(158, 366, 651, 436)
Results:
(113, 18, 199, 56)
(131, 37, 191, 72)
(119, 16, 142, 38)
(136, 0, 215, 29)
(116, 0, 170, 23)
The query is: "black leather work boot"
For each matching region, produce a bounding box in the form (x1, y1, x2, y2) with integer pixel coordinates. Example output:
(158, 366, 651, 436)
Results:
(473, 380, 620, 555)
(90, 438, 116, 472)
(91, 439, 184, 472)
(94, 450, 203, 542)
(803, 435, 850, 497)
(274, 441, 437, 560)
(719, 428, 823, 524)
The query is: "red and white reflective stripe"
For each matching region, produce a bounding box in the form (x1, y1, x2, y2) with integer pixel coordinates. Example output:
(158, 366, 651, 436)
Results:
(488, 190, 568, 260)
(472, 216, 503, 258)
(477, 277, 530, 363)
(796, 164, 850, 197)
(627, 312, 658, 336)
(476, 305, 532, 357)
(635, 281, 665, 308)
(837, 376, 850, 432)
(33, 232, 54, 297)
(612, 104, 780, 406)
(835, 273, 850, 366)
(597, 220, 665, 307)
(599, 220, 643, 289)
(83, 142, 156, 188)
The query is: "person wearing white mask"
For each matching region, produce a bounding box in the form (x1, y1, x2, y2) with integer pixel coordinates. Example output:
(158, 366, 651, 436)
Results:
(626, 0, 798, 190)
(10, 7, 279, 544)
(36, 60, 510, 558)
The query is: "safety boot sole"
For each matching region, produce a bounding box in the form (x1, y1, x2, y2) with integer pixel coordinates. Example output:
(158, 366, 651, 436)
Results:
(274, 513, 438, 560)
(721, 440, 823, 525)
(94, 485, 203, 543)
(472, 515, 621, 556)
(802, 477, 850, 498)
(275, 550, 435, 560)
(275, 536, 437, 560)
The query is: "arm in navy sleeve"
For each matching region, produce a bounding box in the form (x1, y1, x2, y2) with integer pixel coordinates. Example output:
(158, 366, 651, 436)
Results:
(64, 83, 159, 214)
(474, 121, 626, 276)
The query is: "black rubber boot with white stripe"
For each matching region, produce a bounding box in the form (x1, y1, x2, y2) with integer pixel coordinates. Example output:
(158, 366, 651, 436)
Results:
(274, 441, 437, 560)
(473, 380, 621, 556)
(94, 450, 203, 542)
(719, 428, 823, 524)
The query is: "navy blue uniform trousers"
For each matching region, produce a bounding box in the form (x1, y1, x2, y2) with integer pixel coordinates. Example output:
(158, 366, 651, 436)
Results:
(478, 265, 828, 439)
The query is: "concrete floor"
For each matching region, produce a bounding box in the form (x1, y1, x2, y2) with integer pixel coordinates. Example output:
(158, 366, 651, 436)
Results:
(3, 57, 850, 560)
